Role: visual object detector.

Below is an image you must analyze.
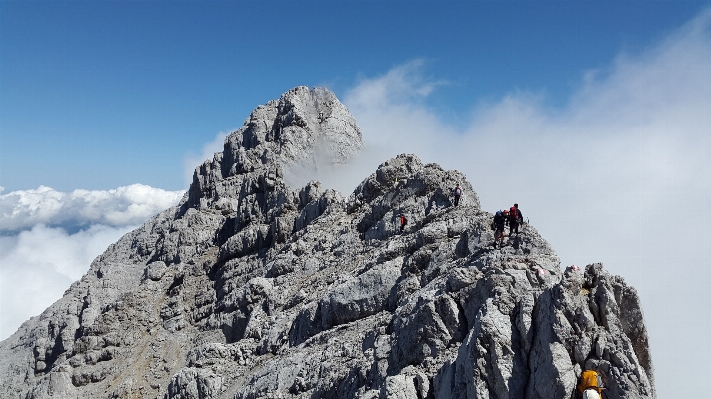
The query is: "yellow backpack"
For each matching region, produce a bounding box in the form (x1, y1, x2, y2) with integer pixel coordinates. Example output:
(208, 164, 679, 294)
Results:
(577, 370, 603, 394)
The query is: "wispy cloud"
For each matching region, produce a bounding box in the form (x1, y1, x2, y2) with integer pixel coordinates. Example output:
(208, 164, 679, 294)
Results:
(183, 131, 229, 188)
(347, 59, 447, 109)
(285, 60, 455, 195)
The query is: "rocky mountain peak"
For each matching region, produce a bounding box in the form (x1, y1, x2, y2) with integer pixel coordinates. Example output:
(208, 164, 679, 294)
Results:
(187, 86, 362, 209)
(0, 88, 654, 399)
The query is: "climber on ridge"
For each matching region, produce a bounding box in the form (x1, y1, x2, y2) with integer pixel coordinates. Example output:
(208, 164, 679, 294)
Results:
(398, 213, 408, 233)
(509, 203, 523, 235)
(493, 210, 507, 248)
(452, 183, 463, 206)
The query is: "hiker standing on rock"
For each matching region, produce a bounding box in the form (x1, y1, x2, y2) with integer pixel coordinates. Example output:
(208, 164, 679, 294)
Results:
(398, 214, 408, 233)
(493, 210, 507, 248)
(509, 203, 523, 235)
(452, 183, 462, 206)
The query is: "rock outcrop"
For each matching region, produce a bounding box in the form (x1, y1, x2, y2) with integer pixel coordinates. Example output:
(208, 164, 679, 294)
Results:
(0, 87, 654, 399)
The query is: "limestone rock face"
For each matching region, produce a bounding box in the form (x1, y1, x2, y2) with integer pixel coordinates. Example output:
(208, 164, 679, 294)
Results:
(0, 87, 654, 399)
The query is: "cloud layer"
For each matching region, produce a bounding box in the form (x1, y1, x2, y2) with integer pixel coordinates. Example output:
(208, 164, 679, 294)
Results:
(0, 224, 135, 338)
(0, 184, 184, 232)
(0, 184, 183, 339)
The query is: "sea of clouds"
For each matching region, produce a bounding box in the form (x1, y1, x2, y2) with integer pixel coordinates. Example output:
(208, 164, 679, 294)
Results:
(0, 185, 184, 339)
(1, 8, 709, 398)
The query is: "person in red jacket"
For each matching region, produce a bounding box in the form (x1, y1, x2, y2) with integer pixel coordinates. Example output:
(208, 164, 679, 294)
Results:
(509, 203, 523, 235)
(399, 214, 408, 232)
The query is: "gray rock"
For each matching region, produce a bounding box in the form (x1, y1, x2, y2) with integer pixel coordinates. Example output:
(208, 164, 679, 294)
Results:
(0, 87, 654, 399)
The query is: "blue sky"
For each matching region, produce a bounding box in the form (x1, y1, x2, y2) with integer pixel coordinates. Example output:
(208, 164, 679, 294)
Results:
(1, 1, 707, 191)
(2, 2, 711, 398)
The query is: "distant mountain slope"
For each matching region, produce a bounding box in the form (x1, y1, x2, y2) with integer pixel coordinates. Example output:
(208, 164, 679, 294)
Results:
(0, 87, 654, 399)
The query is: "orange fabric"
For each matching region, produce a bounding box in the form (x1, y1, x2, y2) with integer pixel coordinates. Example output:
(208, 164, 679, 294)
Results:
(577, 370, 602, 394)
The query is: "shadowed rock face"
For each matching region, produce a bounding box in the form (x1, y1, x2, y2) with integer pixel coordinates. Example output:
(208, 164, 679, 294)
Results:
(0, 87, 654, 399)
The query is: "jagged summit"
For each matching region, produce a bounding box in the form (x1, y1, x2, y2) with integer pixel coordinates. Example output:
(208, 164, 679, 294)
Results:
(0, 88, 654, 399)
(187, 86, 362, 209)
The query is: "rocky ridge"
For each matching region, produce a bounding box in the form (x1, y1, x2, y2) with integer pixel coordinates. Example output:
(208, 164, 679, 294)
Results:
(0, 87, 654, 399)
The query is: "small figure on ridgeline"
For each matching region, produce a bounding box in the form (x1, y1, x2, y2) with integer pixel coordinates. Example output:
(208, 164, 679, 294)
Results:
(452, 183, 463, 206)
(493, 210, 507, 248)
(509, 203, 523, 235)
(399, 213, 408, 233)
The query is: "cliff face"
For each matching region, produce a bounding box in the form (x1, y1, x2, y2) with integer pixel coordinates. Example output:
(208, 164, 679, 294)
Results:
(0, 87, 654, 399)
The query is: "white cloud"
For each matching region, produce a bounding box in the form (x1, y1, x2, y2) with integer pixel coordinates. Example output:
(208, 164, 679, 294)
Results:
(337, 9, 711, 398)
(183, 131, 230, 188)
(0, 184, 184, 232)
(285, 60, 454, 195)
(0, 183, 183, 340)
(347, 59, 446, 110)
(0, 224, 134, 340)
